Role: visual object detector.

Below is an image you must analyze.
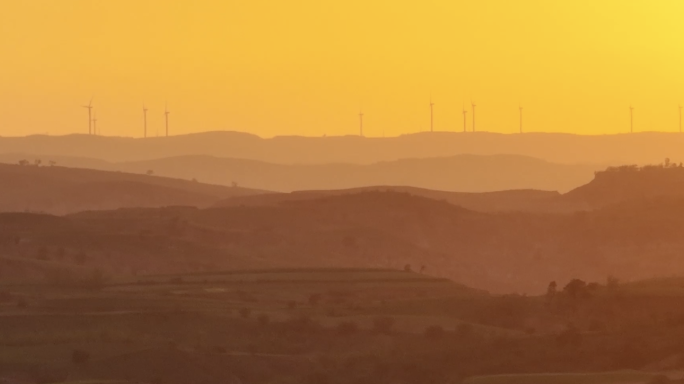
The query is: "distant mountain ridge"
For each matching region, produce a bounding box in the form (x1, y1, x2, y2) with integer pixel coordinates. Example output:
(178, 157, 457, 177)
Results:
(0, 153, 603, 194)
(0, 163, 265, 214)
(0, 131, 682, 165)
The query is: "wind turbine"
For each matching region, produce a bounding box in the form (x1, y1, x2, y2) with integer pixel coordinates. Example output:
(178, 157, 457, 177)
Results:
(164, 103, 170, 137)
(82, 97, 94, 135)
(143, 104, 149, 138)
(430, 97, 434, 132)
(462, 103, 468, 132)
(519, 104, 523, 134)
(92, 111, 98, 136)
(630, 104, 634, 133)
(471, 101, 476, 132)
(359, 110, 364, 137)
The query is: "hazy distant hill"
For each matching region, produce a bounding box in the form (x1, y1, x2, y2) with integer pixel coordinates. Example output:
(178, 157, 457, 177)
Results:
(0, 163, 264, 214)
(564, 164, 684, 207)
(8, 191, 684, 293)
(0, 153, 602, 194)
(0, 131, 681, 165)
(214, 187, 575, 213)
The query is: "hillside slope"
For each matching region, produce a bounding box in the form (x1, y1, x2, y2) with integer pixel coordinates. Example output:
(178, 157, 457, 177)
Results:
(0, 131, 681, 165)
(0, 163, 265, 214)
(0, 153, 602, 194)
(6, 191, 684, 293)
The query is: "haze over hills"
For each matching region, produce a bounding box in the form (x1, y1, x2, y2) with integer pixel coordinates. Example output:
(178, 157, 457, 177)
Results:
(0, 153, 602, 194)
(0, 163, 264, 214)
(8, 190, 684, 293)
(1, 131, 683, 165)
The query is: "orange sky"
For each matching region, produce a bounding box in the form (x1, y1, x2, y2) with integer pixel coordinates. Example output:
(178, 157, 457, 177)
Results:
(1, 0, 683, 137)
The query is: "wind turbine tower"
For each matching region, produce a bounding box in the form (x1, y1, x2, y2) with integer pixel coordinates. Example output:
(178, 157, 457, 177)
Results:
(359, 110, 364, 137)
(430, 98, 434, 132)
(143, 104, 149, 138)
(462, 104, 468, 132)
(471, 101, 476, 132)
(82, 98, 93, 135)
(519, 104, 523, 134)
(92, 112, 98, 136)
(164, 104, 170, 137)
(630, 105, 634, 133)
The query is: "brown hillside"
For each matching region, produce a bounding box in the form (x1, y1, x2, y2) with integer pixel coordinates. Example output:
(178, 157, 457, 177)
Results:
(0, 163, 265, 214)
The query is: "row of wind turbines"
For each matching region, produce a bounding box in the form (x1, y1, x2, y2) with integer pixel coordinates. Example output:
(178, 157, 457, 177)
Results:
(82, 97, 683, 138)
(359, 101, 684, 137)
(358, 101, 514, 137)
(82, 98, 171, 137)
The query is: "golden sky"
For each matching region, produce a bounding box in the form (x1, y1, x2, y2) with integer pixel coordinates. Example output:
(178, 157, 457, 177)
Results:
(1, 0, 683, 137)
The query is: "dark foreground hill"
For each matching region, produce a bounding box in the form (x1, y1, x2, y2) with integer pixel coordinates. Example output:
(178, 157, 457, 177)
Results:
(214, 187, 571, 213)
(4, 268, 684, 384)
(1, 131, 683, 165)
(0, 163, 264, 214)
(6, 191, 684, 293)
(0, 153, 602, 193)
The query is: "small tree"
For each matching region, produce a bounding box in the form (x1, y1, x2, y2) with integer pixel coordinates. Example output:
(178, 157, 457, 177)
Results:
(34, 159, 42, 167)
(546, 281, 557, 305)
(18, 159, 29, 166)
(563, 279, 588, 299)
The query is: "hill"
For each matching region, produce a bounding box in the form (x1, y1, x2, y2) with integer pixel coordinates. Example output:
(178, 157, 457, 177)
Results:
(564, 163, 684, 207)
(0, 131, 682, 165)
(0, 153, 602, 194)
(7, 191, 684, 293)
(0, 163, 265, 214)
(5, 268, 684, 384)
(214, 187, 571, 213)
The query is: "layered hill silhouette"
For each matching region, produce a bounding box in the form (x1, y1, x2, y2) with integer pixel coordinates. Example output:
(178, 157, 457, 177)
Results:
(1, 131, 682, 165)
(0, 153, 602, 193)
(215, 187, 571, 213)
(8, 178, 684, 292)
(0, 163, 264, 214)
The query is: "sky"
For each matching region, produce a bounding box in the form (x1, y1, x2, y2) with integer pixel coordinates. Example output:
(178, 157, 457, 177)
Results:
(1, 0, 683, 138)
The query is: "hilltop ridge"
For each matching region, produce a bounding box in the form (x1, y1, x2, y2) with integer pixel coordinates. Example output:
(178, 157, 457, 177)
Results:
(1, 131, 683, 165)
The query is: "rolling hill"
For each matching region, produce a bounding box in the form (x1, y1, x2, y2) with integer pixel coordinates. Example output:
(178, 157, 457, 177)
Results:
(0, 163, 265, 214)
(0, 131, 681, 165)
(6, 189, 684, 293)
(0, 153, 603, 194)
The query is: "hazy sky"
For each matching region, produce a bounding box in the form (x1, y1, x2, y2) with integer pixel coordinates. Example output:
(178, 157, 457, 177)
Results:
(1, 0, 683, 137)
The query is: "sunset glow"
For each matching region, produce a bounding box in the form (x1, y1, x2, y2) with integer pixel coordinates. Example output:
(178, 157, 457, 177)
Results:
(1, 0, 683, 137)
